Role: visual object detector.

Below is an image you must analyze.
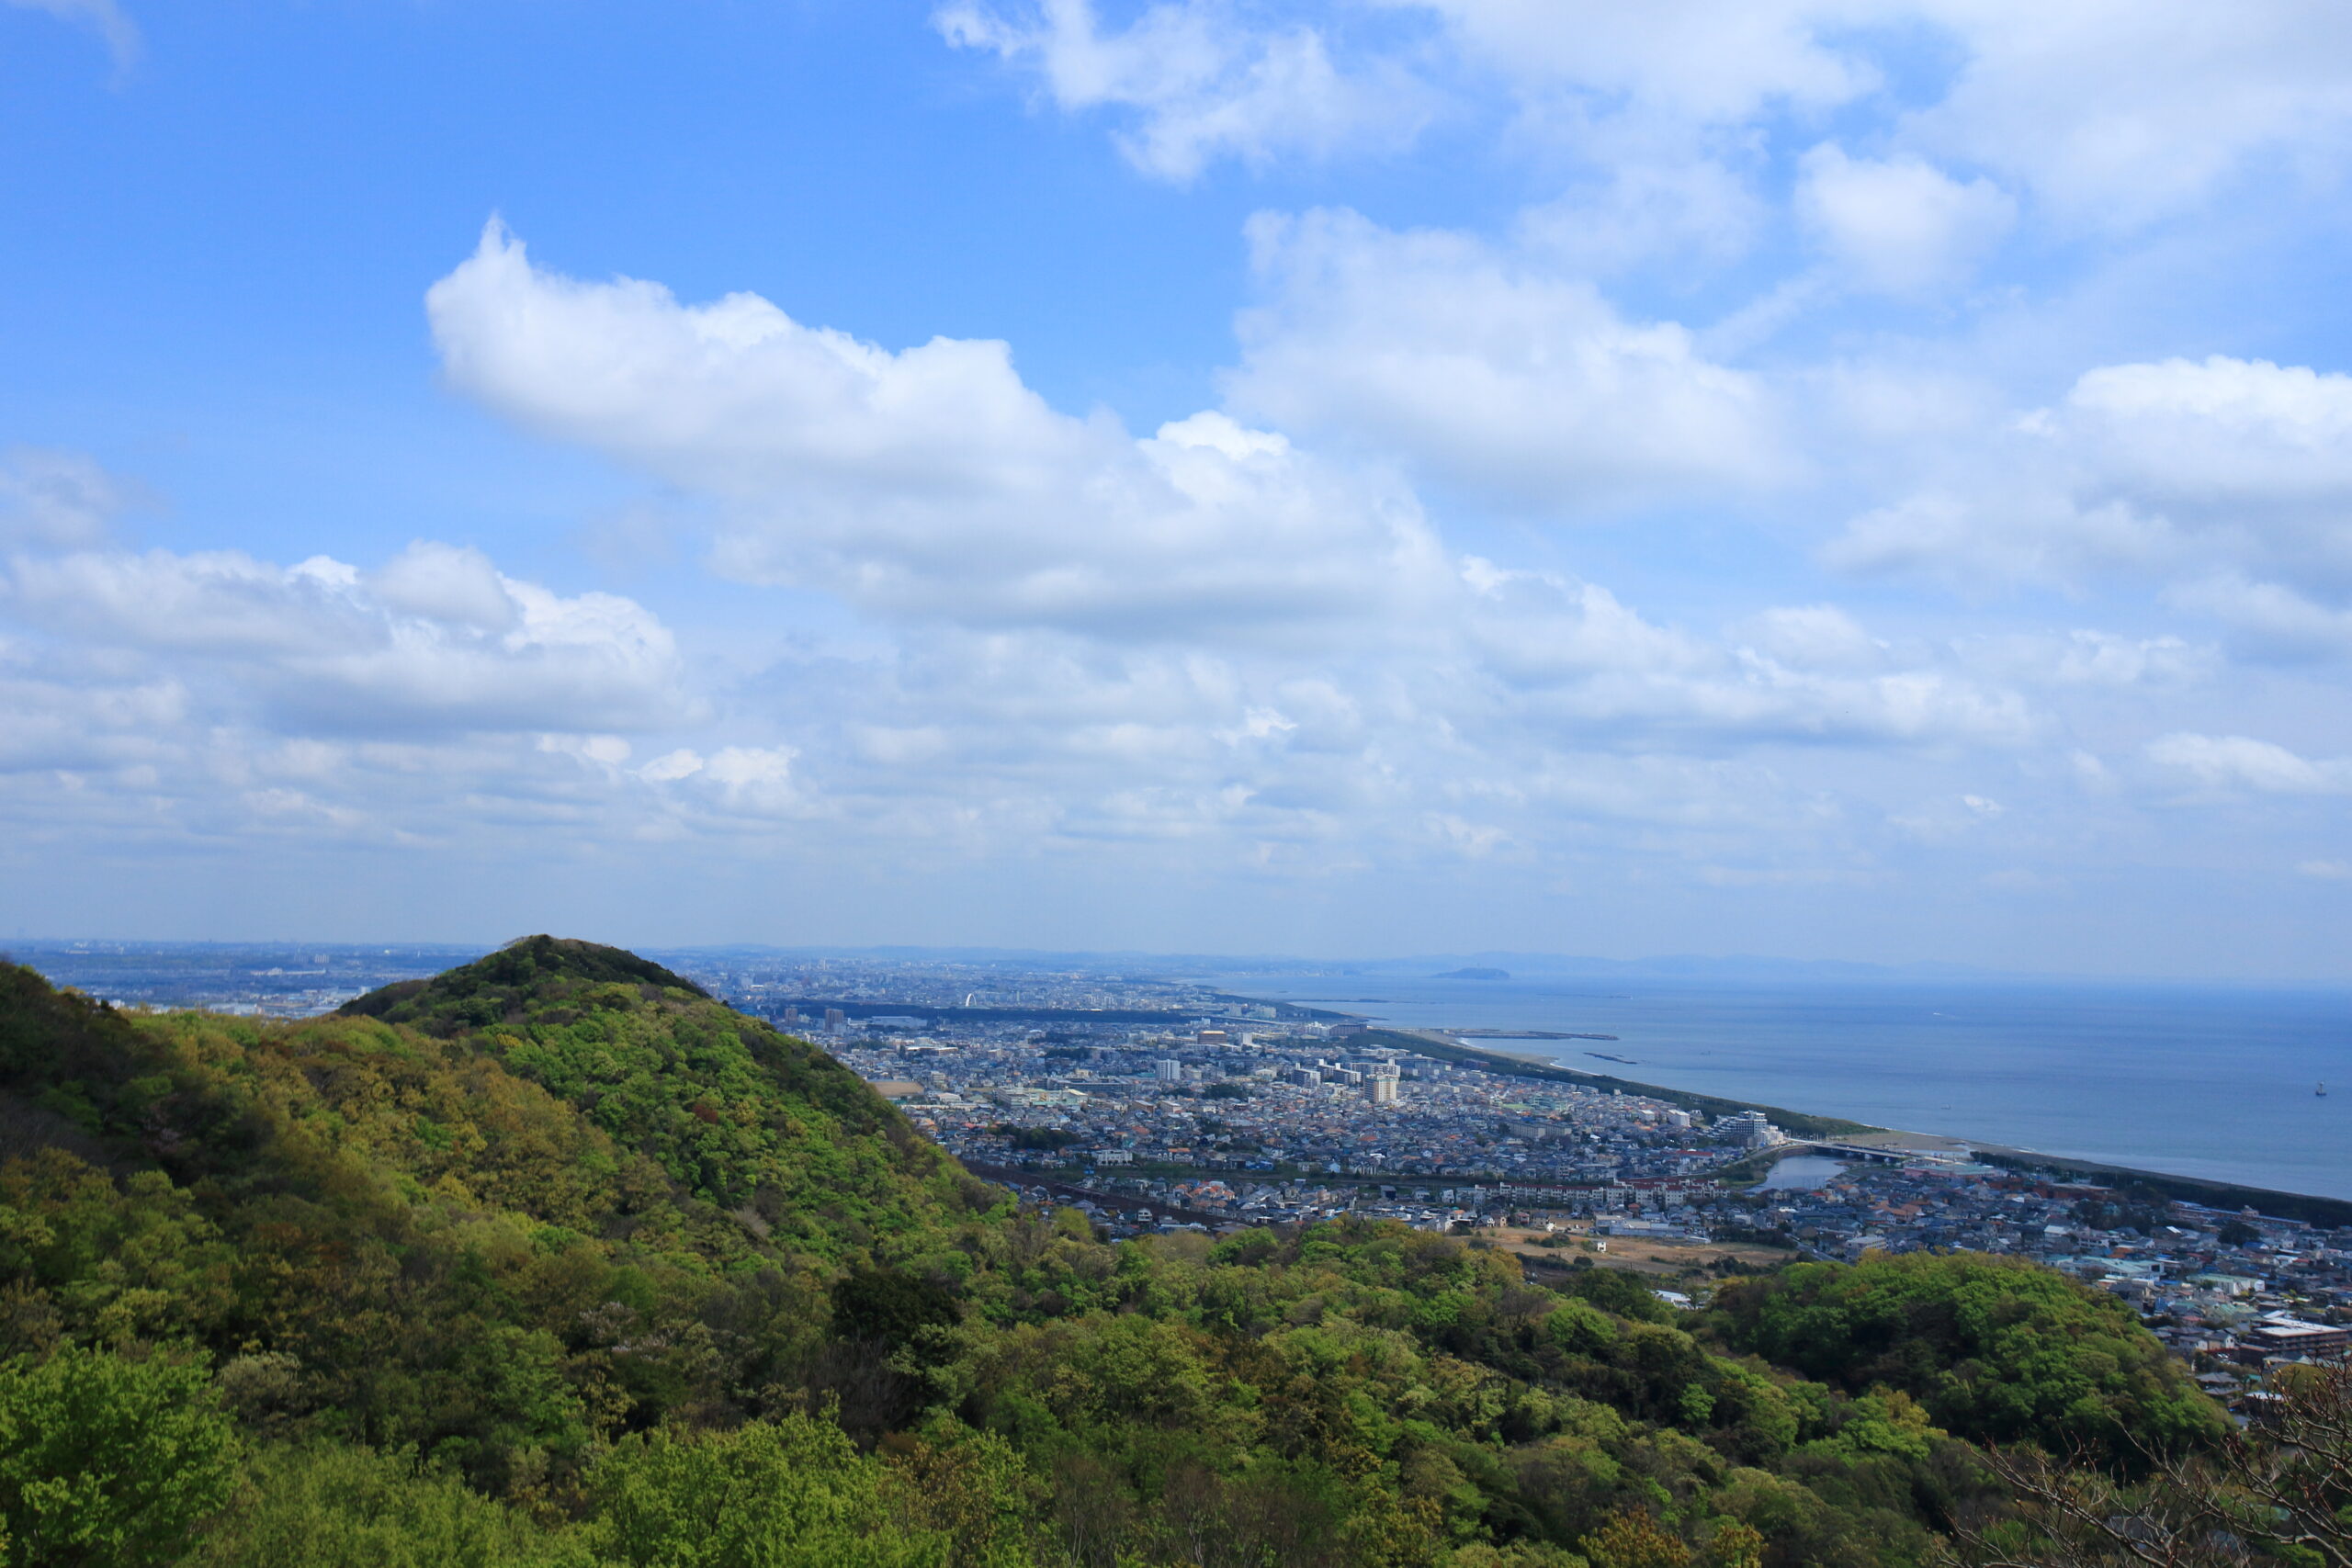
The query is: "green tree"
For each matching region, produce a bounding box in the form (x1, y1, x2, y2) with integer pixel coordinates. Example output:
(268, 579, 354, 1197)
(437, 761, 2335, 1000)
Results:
(187, 1443, 587, 1568)
(591, 1415, 956, 1567)
(0, 1346, 238, 1567)
(1702, 1252, 2223, 1468)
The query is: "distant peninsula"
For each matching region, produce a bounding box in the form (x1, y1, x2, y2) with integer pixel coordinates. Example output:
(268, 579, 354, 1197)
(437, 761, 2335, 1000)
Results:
(1432, 965, 1510, 979)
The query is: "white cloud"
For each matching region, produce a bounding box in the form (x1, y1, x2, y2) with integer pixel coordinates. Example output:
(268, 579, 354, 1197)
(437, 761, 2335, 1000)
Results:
(1890, 789, 2005, 842)
(1460, 562, 2032, 746)
(429, 222, 1453, 638)
(943, 1, 2352, 225)
(0, 657, 183, 773)
(421, 229, 2065, 892)
(934, 0, 1429, 180)
(1511, 156, 1767, 277)
(1795, 144, 2015, 296)
(2, 537, 695, 736)
(1734, 604, 1885, 672)
(1906, 1, 2352, 225)
(2145, 732, 2352, 795)
(370, 540, 521, 631)
(1394, 0, 1878, 124)
(1823, 487, 2152, 590)
(630, 744, 806, 819)
(2060, 358, 2352, 570)
(0, 447, 140, 549)
(1960, 629, 2213, 688)
(1826, 356, 2352, 606)
(2165, 576, 2352, 660)
(1226, 209, 1784, 513)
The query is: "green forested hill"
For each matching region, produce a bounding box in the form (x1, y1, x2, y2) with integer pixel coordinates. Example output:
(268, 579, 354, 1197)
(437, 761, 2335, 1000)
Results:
(0, 942, 2241, 1568)
(0, 941, 994, 1491)
(331, 935, 986, 1247)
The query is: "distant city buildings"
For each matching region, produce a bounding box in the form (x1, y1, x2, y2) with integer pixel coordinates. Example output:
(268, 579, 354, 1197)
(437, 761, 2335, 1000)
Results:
(649, 951, 2348, 1423)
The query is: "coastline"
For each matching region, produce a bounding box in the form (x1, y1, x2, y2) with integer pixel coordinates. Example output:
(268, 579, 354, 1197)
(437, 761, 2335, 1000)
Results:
(1358, 1027, 1879, 1141)
(1351, 1025, 2352, 1228)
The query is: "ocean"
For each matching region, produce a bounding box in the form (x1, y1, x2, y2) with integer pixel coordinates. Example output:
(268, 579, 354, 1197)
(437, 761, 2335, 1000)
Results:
(1193, 974, 2352, 1201)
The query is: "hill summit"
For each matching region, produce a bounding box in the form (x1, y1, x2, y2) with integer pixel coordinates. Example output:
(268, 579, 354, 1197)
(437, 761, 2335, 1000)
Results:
(335, 933, 710, 1032)
(0, 939, 996, 1492)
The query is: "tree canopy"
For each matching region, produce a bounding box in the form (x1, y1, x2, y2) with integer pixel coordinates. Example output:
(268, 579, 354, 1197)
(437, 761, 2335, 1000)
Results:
(0, 947, 2241, 1567)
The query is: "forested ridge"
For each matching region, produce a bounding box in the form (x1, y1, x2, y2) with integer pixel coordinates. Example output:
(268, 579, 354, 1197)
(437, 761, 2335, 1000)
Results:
(0, 939, 2316, 1567)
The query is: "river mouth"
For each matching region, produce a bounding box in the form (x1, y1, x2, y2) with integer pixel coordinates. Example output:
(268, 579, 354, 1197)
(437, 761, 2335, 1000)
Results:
(1756, 1155, 1851, 1191)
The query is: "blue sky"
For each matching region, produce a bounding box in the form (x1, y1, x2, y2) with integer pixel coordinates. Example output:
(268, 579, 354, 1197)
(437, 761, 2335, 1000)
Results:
(7, 0, 2352, 977)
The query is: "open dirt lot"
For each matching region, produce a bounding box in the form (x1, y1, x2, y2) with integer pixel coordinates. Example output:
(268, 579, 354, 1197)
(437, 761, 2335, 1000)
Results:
(1487, 1224, 1795, 1280)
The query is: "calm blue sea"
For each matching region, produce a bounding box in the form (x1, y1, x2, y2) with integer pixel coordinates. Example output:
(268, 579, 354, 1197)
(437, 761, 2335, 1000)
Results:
(1195, 974, 2352, 1201)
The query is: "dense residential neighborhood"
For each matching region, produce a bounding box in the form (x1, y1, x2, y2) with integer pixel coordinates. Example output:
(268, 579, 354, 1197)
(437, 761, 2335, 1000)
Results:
(695, 967, 2352, 1421)
(37, 942, 2352, 1417)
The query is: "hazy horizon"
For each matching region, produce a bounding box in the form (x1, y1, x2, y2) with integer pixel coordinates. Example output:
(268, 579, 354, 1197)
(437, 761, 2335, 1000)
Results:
(15, 933, 2352, 992)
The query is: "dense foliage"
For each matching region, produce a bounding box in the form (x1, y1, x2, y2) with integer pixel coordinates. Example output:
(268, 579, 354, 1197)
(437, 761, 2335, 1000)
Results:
(0, 942, 2233, 1566)
(1702, 1253, 2226, 1468)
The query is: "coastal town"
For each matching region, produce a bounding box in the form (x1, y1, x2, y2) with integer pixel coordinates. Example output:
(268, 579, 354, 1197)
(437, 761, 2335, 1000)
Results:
(689, 965, 2352, 1416)
(31, 942, 2350, 1411)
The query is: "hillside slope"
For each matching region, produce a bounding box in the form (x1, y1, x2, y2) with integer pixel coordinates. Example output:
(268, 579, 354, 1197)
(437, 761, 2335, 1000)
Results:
(333, 935, 982, 1247)
(0, 941, 998, 1490)
(0, 942, 2242, 1568)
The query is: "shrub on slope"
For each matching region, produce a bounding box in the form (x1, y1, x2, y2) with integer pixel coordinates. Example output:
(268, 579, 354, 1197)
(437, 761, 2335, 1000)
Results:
(1702, 1251, 2224, 1467)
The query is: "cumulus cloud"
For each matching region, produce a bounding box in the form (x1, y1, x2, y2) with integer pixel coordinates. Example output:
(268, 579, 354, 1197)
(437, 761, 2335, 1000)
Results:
(428, 222, 1453, 638)
(934, 0, 1430, 180)
(1226, 210, 1784, 513)
(2058, 357, 2352, 572)
(428, 230, 2062, 796)
(1826, 356, 2352, 619)
(1794, 144, 2015, 296)
(2, 537, 695, 736)
(0, 461, 727, 857)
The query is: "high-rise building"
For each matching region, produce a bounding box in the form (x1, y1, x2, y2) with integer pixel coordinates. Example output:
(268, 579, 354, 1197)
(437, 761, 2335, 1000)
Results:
(1368, 1076, 1399, 1105)
(824, 1007, 845, 1033)
(781, 1005, 800, 1026)
(1155, 1059, 1183, 1083)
